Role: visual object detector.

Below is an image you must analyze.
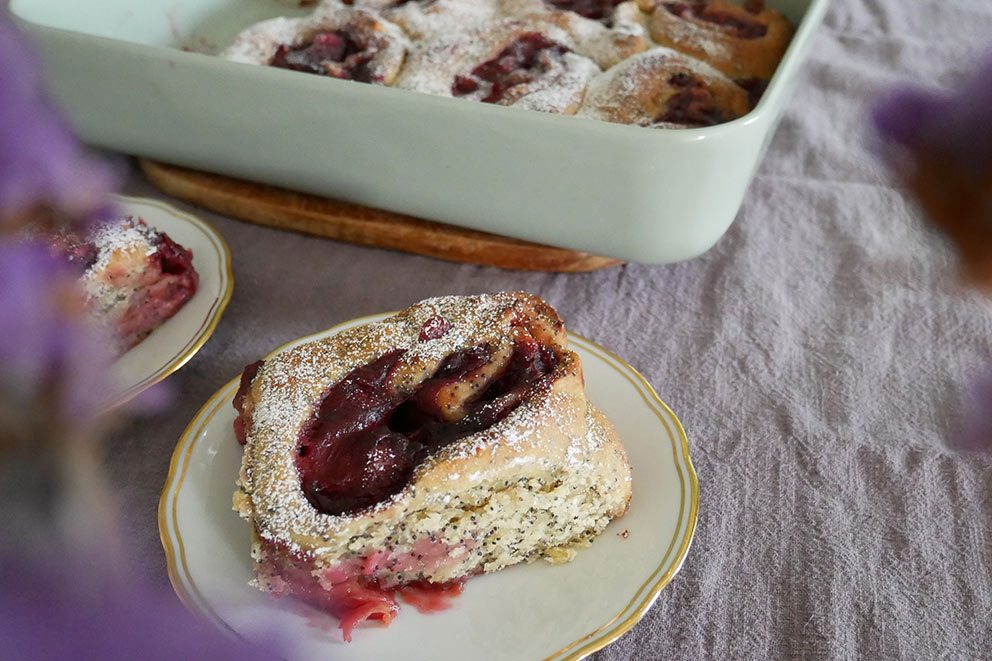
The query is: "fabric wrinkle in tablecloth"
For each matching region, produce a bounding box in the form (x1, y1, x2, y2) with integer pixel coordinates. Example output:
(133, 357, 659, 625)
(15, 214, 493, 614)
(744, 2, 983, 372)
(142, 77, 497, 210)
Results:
(108, 0, 992, 658)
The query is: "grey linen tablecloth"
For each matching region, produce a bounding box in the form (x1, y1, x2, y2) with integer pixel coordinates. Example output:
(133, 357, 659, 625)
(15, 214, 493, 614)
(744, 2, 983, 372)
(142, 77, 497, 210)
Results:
(108, 0, 992, 657)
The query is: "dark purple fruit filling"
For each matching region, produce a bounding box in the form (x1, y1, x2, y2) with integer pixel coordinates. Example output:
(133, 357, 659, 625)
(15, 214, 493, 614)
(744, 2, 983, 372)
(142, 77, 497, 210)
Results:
(270, 31, 377, 82)
(288, 325, 557, 516)
(655, 71, 733, 127)
(418, 315, 452, 341)
(451, 33, 570, 103)
(664, 2, 768, 39)
(543, 0, 624, 25)
(155, 233, 195, 276)
(234, 360, 265, 446)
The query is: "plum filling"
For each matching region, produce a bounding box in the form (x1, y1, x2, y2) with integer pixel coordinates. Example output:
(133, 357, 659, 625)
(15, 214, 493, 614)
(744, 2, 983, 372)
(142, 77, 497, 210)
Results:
(664, 2, 768, 39)
(51, 224, 199, 351)
(656, 71, 733, 127)
(292, 326, 557, 516)
(451, 33, 571, 103)
(270, 31, 378, 82)
(111, 237, 198, 350)
(258, 537, 465, 641)
(154, 234, 196, 276)
(543, 0, 624, 25)
(234, 360, 264, 446)
(231, 319, 560, 637)
(418, 315, 451, 341)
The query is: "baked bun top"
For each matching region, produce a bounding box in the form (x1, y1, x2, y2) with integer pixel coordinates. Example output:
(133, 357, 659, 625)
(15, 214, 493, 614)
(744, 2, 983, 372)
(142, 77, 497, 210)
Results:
(235, 292, 621, 556)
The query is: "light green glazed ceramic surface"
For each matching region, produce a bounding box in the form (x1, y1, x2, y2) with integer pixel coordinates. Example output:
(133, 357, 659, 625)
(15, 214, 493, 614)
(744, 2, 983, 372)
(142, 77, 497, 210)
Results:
(11, 0, 828, 264)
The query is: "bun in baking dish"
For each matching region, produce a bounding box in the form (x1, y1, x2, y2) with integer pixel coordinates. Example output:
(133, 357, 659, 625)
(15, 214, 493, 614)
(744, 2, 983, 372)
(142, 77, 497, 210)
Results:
(232, 292, 632, 639)
(395, 19, 600, 114)
(222, 0, 794, 127)
(499, 0, 651, 69)
(642, 0, 794, 81)
(222, 1, 409, 84)
(577, 46, 749, 127)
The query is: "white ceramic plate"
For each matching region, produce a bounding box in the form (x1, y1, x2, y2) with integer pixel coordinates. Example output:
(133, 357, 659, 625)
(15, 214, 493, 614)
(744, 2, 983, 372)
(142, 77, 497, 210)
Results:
(159, 315, 698, 660)
(108, 195, 233, 406)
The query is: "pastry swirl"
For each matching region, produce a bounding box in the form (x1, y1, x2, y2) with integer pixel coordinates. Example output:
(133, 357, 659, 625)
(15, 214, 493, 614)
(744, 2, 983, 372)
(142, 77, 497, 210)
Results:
(222, 0, 794, 125)
(642, 0, 794, 80)
(577, 46, 749, 127)
(232, 292, 632, 639)
(222, 1, 410, 85)
(396, 19, 600, 113)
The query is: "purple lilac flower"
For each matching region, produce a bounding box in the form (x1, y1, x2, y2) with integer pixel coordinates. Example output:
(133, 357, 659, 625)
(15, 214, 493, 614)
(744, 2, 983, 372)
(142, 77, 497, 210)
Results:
(0, 17, 276, 660)
(0, 241, 115, 440)
(872, 53, 992, 170)
(0, 12, 127, 435)
(872, 54, 992, 452)
(871, 52, 992, 287)
(0, 14, 117, 231)
(0, 557, 280, 660)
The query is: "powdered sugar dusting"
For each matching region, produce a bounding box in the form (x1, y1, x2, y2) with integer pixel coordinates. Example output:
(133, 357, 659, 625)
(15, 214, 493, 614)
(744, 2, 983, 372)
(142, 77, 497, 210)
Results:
(577, 45, 739, 126)
(501, 0, 649, 68)
(85, 217, 158, 276)
(513, 51, 600, 113)
(236, 292, 622, 555)
(221, 0, 791, 125)
(222, 16, 305, 63)
(395, 18, 599, 113)
(648, 4, 731, 62)
(381, 0, 498, 40)
(79, 217, 160, 313)
(222, 1, 410, 85)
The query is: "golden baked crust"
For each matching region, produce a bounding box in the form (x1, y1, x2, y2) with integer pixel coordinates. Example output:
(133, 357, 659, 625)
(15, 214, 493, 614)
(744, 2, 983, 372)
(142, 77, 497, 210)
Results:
(234, 292, 632, 587)
(644, 0, 794, 80)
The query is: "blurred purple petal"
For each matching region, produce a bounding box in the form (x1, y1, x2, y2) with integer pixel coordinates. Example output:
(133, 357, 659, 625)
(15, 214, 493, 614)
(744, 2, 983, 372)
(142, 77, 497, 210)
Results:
(870, 87, 949, 152)
(0, 240, 115, 430)
(0, 15, 274, 660)
(872, 51, 992, 169)
(870, 50, 992, 291)
(127, 381, 175, 414)
(0, 557, 280, 660)
(0, 15, 118, 230)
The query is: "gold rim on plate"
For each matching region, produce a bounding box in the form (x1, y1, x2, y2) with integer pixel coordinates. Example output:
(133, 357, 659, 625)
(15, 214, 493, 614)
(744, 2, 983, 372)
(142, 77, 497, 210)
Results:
(108, 195, 235, 408)
(158, 315, 699, 659)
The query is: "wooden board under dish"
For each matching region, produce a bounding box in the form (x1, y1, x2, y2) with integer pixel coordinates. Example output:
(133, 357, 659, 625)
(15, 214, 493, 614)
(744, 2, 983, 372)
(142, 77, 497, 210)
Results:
(140, 160, 622, 273)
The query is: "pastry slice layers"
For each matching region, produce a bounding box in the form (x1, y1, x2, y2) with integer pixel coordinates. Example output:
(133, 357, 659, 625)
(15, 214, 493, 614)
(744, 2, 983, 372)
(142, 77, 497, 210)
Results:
(232, 292, 632, 640)
(52, 217, 199, 353)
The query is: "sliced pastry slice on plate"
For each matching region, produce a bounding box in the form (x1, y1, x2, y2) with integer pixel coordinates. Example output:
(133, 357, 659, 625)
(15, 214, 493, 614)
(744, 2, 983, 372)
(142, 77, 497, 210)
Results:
(232, 292, 632, 640)
(52, 216, 199, 353)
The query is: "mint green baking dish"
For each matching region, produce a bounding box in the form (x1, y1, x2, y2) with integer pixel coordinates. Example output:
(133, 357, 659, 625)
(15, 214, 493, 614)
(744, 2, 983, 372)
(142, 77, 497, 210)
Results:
(10, 0, 828, 264)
